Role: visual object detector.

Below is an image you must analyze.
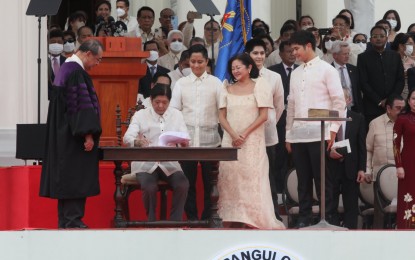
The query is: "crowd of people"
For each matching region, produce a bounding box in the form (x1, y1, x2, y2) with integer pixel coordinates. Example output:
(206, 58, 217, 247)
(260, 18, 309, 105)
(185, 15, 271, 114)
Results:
(42, 0, 415, 230)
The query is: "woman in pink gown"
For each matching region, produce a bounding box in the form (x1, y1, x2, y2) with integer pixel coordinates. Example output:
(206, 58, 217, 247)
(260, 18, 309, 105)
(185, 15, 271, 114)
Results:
(218, 53, 285, 229)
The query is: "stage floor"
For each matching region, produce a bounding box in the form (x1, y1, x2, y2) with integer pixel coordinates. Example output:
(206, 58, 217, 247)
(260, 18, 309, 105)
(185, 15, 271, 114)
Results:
(0, 229, 413, 260)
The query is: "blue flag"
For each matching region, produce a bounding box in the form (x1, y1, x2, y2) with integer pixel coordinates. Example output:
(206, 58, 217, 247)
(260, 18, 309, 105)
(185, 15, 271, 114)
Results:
(214, 0, 252, 81)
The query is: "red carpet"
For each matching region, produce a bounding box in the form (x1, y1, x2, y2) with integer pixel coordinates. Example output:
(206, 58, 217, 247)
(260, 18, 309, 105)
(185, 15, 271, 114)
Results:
(0, 163, 204, 230)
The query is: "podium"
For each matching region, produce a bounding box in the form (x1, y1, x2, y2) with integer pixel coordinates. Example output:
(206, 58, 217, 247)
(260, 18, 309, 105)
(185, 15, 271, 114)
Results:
(89, 37, 149, 146)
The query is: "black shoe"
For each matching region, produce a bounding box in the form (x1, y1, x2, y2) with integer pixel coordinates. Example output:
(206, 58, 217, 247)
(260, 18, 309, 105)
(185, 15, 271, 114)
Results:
(296, 222, 308, 228)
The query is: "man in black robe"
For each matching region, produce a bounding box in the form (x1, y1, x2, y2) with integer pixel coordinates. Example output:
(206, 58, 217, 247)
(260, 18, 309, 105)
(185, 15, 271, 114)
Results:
(40, 39, 103, 229)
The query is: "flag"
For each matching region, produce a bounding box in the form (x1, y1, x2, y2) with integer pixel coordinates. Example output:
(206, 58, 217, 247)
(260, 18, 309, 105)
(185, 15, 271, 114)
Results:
(214, 0, 252, 81)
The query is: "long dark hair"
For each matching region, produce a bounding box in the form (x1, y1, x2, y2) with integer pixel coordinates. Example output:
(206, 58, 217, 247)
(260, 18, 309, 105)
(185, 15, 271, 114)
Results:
(403, 88, 415, 114)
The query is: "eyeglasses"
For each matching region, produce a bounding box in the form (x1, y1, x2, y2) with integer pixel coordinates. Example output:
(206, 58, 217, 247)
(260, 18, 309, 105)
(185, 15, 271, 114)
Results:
(324, 37, 337, 42)
(354, 40, 366, 43)
(64, 39, 75, 44)
(92, 55, 102, 63)
(371, 34, 386, 39)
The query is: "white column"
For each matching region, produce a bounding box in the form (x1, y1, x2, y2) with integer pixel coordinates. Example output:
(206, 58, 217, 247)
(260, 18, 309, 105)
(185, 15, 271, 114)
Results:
(270, 0, 296, 40)
(344, 0, 375, 36)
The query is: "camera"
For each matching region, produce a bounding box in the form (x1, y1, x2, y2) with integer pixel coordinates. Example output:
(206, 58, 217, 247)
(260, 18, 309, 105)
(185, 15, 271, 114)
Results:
(318, 28, 331, 35)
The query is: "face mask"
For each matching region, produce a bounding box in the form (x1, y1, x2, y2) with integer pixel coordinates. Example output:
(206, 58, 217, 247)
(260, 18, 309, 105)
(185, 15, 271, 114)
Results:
(405, 45, 414, 56)
(147, 50, 159, 61)
(63, 42, 75, 53)
(116, 8, 126, 18)
(387, 19, 397, 30)
(181, 67, 192, 77)
(301, 25, 312, 30)
(357, 42, 367, 51)
(75, 21, 85, 29)
(324, 40, 334, 51)
(49, 43, 63, 55)
(170, 41, 183, 53)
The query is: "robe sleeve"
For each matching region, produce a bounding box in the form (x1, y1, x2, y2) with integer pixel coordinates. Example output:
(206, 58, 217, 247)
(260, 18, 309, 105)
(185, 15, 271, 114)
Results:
(65, 69, 102, 138)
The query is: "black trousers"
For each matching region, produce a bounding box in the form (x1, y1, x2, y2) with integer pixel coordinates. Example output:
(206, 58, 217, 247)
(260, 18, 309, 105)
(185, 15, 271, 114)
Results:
(180, 161, 213, 220)
(291, 142, 333, 223)
(275, 110, 291, 193)
(328, 160, 359, 229)
(266, 144, 281, 219)
(136, 170, 189, 221)
(58, 198, 86, 228)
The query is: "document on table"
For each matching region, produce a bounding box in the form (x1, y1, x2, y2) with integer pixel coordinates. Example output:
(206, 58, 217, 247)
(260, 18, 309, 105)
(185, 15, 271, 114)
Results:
(158, 131, 190, 146)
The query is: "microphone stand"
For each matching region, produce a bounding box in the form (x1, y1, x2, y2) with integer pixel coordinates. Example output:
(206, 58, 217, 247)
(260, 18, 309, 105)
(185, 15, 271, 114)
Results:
(207, 14, 215, 72)
(36, 15, 43, 124)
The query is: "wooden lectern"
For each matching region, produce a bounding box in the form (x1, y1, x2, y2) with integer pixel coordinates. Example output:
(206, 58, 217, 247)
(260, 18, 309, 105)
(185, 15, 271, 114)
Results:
(89, 37, 149, 146)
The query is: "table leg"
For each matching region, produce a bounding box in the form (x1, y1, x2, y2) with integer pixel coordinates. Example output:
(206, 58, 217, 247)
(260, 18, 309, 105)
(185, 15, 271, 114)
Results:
(209, 161, 223, 228)
(113, 160, 127, 228)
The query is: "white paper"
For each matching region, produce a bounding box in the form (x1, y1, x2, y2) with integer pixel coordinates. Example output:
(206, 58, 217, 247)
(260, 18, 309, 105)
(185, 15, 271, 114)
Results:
(332, 139, 351, 153)
(158, 131, 190, 146)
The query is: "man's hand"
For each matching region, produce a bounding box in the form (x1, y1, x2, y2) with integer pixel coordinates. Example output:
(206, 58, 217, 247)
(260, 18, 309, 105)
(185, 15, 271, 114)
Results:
(327, 131, 336, 150)
(84, 134, 94, 152)
(285, 142, 292, 154)
(356, 170, 366, 183)
(329, 148, 343, 160)
(134, 133, 150, 147)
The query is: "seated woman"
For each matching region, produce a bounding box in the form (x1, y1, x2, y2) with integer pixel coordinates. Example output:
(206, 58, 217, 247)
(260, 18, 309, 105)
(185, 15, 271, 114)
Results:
(123, 83, 189, 221)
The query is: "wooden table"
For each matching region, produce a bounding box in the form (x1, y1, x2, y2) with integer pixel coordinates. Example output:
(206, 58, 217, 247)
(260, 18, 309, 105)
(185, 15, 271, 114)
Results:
(99, 147, 238, 228)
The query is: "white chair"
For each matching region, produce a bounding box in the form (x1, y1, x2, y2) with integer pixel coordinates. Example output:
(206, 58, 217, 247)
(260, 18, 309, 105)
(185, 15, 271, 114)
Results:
(282, 168, 320, 227)
(375, 164, 398, 229)
(359, 181, 375, 229)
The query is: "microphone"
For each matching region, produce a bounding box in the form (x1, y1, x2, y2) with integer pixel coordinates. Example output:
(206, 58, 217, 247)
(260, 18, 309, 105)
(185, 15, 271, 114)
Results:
(96, 15, 105, 25)
(105, 16, 116, 36)
(113, 21, 127, 37)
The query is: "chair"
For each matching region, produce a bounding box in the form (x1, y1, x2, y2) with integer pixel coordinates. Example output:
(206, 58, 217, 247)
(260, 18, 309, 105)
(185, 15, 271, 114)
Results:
(359, 181, 375, 229)
(375, 164, 398, 229)
(282, 168, 320, 227)
(115, 102, 172, 221)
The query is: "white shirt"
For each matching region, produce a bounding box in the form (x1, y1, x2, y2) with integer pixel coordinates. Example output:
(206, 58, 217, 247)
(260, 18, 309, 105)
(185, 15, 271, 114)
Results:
(170, 71, 222, 147)
(123, 106, 188, 176)
(286, 56, 346, 143)
(118, 15, 138, 37)
(259, 67, 285, 146)
(135, 27, 156, 43)
(158, 50, 183, 71)
(366, 113, 396, 180)
(65, 53, 84, 69)
(168, 68, 184, 91)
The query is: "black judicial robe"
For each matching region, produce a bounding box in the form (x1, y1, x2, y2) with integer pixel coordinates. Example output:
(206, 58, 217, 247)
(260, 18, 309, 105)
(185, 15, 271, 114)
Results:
(40, 61, 101, 199)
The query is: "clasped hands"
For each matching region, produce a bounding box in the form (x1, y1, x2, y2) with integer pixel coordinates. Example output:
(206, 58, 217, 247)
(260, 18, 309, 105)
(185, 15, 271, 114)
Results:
(231, 134, 246, 147)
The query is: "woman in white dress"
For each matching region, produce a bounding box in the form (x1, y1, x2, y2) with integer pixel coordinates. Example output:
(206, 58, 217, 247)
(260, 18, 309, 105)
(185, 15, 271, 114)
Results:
(218, 53, 285, 229)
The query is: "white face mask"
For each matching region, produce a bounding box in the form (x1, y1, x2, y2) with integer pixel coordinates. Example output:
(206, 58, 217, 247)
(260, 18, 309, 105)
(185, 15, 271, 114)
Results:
(170, 41, 183, 53)
(301, 25, 312, 31)
(357, 42, 367, 51)
(324, 40, 334, 51)
(147, 50, 159, 61)
(116, 8, 126, 18)
(63, 42, 75, 53)
(49, 43, 63, 55)
(181, 67, 192, 77)
(75, 21, 85, 29)
(387, 19, 397, 30)
(405, 45, 414, 56)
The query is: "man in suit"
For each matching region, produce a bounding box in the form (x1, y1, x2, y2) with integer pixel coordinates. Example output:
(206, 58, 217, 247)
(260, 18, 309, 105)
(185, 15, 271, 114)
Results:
(48, 29, 66, 100)
(138, 40, 170, 99)
(268, 41, 298, 193)
(331, 41, 363, 114)
(357, 25, 404, 126)
(327, 89, 367, 229)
